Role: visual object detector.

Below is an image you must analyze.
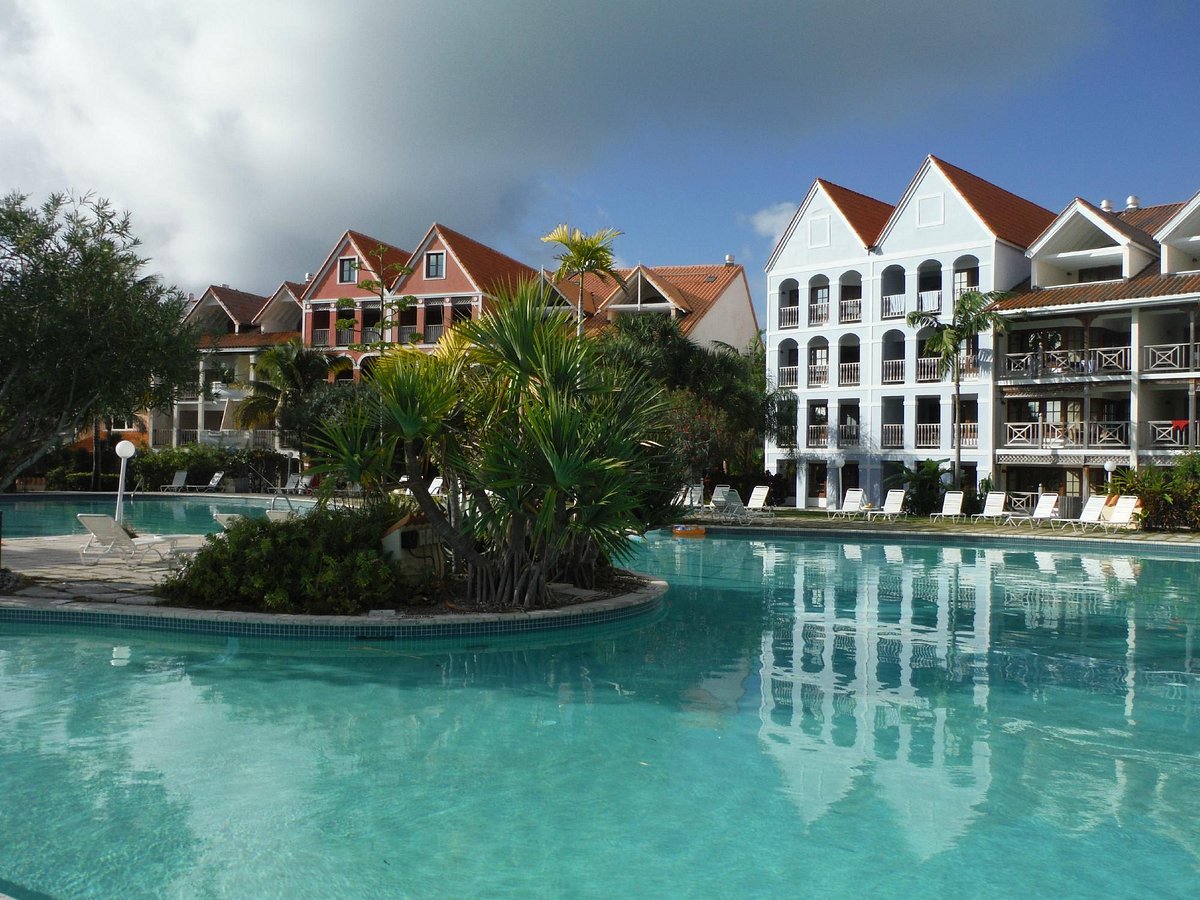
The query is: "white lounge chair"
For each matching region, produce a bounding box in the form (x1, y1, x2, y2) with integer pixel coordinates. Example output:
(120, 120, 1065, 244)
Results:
(930, 491, 964, 523)
(865, 489, 906, 521)
(1004, 492, 1058, 527)
(746, 485, 775, 518)
(213, 513, 243, 531)
(188, 470, 224, 493)
(719, 490, 753, 525)
(702, 485, 731, 520)
(160, 470, 188, 492)
(1098, 495, 1140, 533)
(1052, 494, 1106, 532)
(427, 476, 444, 497)
(970, 491, 1007, 525)
(265, 508, 295, 522)
(271, 473, 301, 494)
(77, 513, 179, 564)
(828, 487, 864, 519)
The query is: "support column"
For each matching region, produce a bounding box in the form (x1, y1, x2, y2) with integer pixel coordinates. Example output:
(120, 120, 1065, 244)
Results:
(1129, 308, 1141, 465)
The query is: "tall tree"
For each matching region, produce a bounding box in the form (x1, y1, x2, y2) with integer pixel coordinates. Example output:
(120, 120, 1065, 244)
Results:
(235, 337, 351, 465)
(906, 289, 1010, 488)
(0, 192, 199, 491)
(541, 224, 624, 338)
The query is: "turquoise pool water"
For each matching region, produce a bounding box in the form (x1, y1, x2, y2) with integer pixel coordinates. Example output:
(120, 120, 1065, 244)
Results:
(0, 495, 312, 538)
(1, 533, 1197, 898)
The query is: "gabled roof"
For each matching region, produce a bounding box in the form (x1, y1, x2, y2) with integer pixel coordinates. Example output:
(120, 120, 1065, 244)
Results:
(590, 263, 749, 336)
(1027, 197, 1159, 258)
(1151, 192, 1200, 242)
(990, 261, 1200, 312)
(394, 223, 539, 296)
(817, 179, 894, 247)
(303, 229, 411, 301)
(1120, 201, 1184, 237)
(252, 281, 306, 327)
(185, 285, 268, 329)
(929, 156, 1056, 249)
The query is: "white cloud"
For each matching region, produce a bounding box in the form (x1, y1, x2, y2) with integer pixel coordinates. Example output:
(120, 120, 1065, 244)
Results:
(742, 202, 798, 243)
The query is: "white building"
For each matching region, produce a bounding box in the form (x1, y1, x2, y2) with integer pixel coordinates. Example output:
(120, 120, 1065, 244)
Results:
(764, 156, 1055, 508)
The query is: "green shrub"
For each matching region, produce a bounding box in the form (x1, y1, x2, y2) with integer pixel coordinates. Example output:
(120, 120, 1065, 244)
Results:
(131, 446, 289, 492)
(159, 504, 432, 615)
(1111, 453, 1200, 531)
(62, 472, 119, 491)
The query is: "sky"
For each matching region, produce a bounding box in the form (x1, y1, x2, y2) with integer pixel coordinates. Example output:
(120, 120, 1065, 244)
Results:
(3, 0, 1198, 321)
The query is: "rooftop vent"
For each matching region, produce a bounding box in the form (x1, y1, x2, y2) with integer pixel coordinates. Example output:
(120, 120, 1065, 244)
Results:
(1126, 195, 1141, 210)
(1100, 198, 1113, 212)
(304, 272, 313, 282)
(724, 254, 735, 266)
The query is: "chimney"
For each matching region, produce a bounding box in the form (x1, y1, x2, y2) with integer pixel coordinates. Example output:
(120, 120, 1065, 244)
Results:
(1100, 198, 1113, 212)
(724, 254, 735, 266)
(304, 272, 313, 282)
(1125, 195, 1141, 210)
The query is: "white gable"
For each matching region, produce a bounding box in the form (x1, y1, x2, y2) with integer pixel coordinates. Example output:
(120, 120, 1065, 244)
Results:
(875, 163, 990, 255)
(1155, 190, 1200, 273)
(770, 183, 876, 272)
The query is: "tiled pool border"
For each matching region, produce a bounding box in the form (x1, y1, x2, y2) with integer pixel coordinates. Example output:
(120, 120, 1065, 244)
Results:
(0, 578, 668, 641)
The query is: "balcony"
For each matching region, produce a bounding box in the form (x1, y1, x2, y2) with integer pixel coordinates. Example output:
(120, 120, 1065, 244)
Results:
(425, 324, 445, 343)
(1144, 342, 1200, 372)
(778, 365, 799, 388)
(312, 328, 331, 347)
(839, 298, 862, 323)
(807, 424, 829, 447)
(915, 423, 941, 448)
(776, 425, 797, 448)
(1147, 420, 1197, 448)
(881, 294, 906, 319)
(779, 305, 801, 329)
(838, 362, 860, 386)
(881, 359, 904, 384)
(916, 357, 941, 382)
(808, 302, 829, 326)
(397, 325, 418, 343)
(953, 283, 979, 298)
(335, 329, 354, 346)
(1002, 345, 1131, 377)
(807, 365, 829, 387)
(954, 422, 979, 448)
(1004, 421, 1129, 449)
(881, 424, 904, 448)
(361, 327, 382, 343)
(838, 423, 860, 446)
(917, 290, 942, 314)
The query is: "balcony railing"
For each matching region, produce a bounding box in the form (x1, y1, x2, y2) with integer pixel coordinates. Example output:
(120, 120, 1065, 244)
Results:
(808, 302, 829, 326)
(779, 305, 800, 329)
(954, 283, 979, 298)
(1002, 345, 1131, 377)
(1147, 420, 1197, 448)
(881, 294, 906, 319)
(839, 361, 860, 386)
(334, 329, 353, 346)
(361, 327, 382, 343)
(882, 359, 904, 383)
(778, 365, 799, 388)
(954, 422, 979, 448)
(881, 424, 904, 448)
(777, 425, 797, 448)
(917, 290, 942, 314)
(397, 325, 418, 343)
(838, 423, 860, 446)
(311, 328, 331, 347)
(1004, 420, 1129, 449)
(180, 429, 199, 445)
(425, 324, 445, 343)
(1144, 342, 1200, 372)
(839, 298, 862, 323)
(916, 357, 941, 382)
(915, 423, 941, 448)
(807, 365, 829, 387)
(807, 424, 829, 447)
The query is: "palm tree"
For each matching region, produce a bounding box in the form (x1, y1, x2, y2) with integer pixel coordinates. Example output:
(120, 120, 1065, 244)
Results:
(541, 224, 624, 338)
(907, 290, 1010, 488)
(235, 337, 352, 465)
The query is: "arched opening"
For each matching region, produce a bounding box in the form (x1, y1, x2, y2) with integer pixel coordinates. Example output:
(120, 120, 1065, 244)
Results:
(838, 271, 862, 323)
(916, 326, 942, 383)
(838, 334, 861, 386)
(953, 254, 980, 297)
(359, 355, 380, 380)
(777, 339, 799, 388)
(807, 337, 829, 387)
(882, 329, 905, 384)
(778, 278, 800, 328)
(808, 275, 830, 325)
(917, 259, 943, 314)
(881, 265, 906, 319)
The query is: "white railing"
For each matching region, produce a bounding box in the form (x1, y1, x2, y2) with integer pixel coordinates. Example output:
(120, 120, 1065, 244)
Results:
(1003, 421, 1129, 448)
(807, 365, 829, 387)
(882, 359, 904, 383)
(881, 424, 904, 448)
(1002, 345, 1132, 377)
(807, 425, 829, 447)
(839, 423, 860, 446)
(839, 362, 860, 385)
(425, 324, 445, 343)
(808, 302, 829, 325)
(778, 365, 799, 388)
(779, 305, 801, 328)
(881, 294, 906, 319)
(839, 298, 862, 323)
(1147, 420, 1195, 448)
(915, 423, 941, 448)
(361, 327, 382, 343)
(960, 353, 981, 378)
(1144, 342, 1200, 371)
(954, 283, 979, 298)
(917, 290, 942, 314)
(251, 429, 277, 449)
(954, 422, 978, 448)
(916, 357, 941, 382)
(311, 328, 331, 347)
(1088, 421, 1129, 447)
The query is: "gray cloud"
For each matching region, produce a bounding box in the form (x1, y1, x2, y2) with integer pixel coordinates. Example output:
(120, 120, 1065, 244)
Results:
(0, 0, 1099, 294)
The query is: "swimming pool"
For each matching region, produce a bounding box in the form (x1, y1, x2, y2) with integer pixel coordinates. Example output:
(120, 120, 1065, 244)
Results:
(1, 532, 1197, 897)
(0, 494, 313, 538)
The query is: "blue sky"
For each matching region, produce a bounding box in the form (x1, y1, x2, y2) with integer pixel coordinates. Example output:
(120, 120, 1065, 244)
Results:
(2, 1, 1197, 321)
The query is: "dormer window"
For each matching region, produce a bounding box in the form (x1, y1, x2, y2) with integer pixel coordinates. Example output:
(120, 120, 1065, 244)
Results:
(425, 252, 446, 279)
(337, 257, 358, 284)
(1077, 265, 1122, 284)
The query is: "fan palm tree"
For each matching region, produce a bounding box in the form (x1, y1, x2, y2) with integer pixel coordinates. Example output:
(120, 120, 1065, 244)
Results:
(235, 337, 352, 464)
(541, 224, 624, 338)
(907, 289, 1010, 488)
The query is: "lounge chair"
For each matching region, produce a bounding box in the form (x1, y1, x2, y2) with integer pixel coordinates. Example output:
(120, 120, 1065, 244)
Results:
(702, 485, 731, 520)
(213, 513, 243, 531)
(265, 508, 295, 522)
(929, 491, 964, 523)
(271, 473, 301, 494)
(1004, 492, 1058, 527)
(865, 489, 906, 521)
(1052, 494, 1106, 532)
(295, 474, 314, 495)
(188, 471, 224, 493)
(77, 513, 179, 564)
(828, 487, 864, 519)
(718, 490, 753, 525)
(160, 470, 188, 492)
(427, 476, 444, 497)
(746, 485, 775, 518)
(970, 491, 1007, 525)
(1097, 495, 1140, 533)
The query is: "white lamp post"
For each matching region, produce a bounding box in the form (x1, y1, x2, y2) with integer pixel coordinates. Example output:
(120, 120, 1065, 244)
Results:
(115, 440, 136, 523)
(835, 457, 846, 509)
(1104, 458, 1117, 484)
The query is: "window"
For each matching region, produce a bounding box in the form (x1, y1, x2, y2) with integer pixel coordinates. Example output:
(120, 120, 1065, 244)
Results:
(425, 252, 446, 279)
(337, 257, 358, 284)
(1077, 265, 1121, 283)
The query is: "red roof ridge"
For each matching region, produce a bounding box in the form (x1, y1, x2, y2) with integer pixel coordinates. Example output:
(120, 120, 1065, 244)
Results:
(815, 178, 895, 246)
(929, 156, 1056, 249)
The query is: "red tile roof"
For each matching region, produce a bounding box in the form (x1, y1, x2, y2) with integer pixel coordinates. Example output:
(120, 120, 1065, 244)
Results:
(1116, 202, 1184, 238)
(931, 156, 1056, 249)
(991, 263, 1200, 311)
(206, 286, 268, 326)
(200, 330, 300, 350)
(817, 179, 894, 247)
(347, 230, 411, 280)
(435, 224, 540, 295)
(586, 264, 747, 336)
